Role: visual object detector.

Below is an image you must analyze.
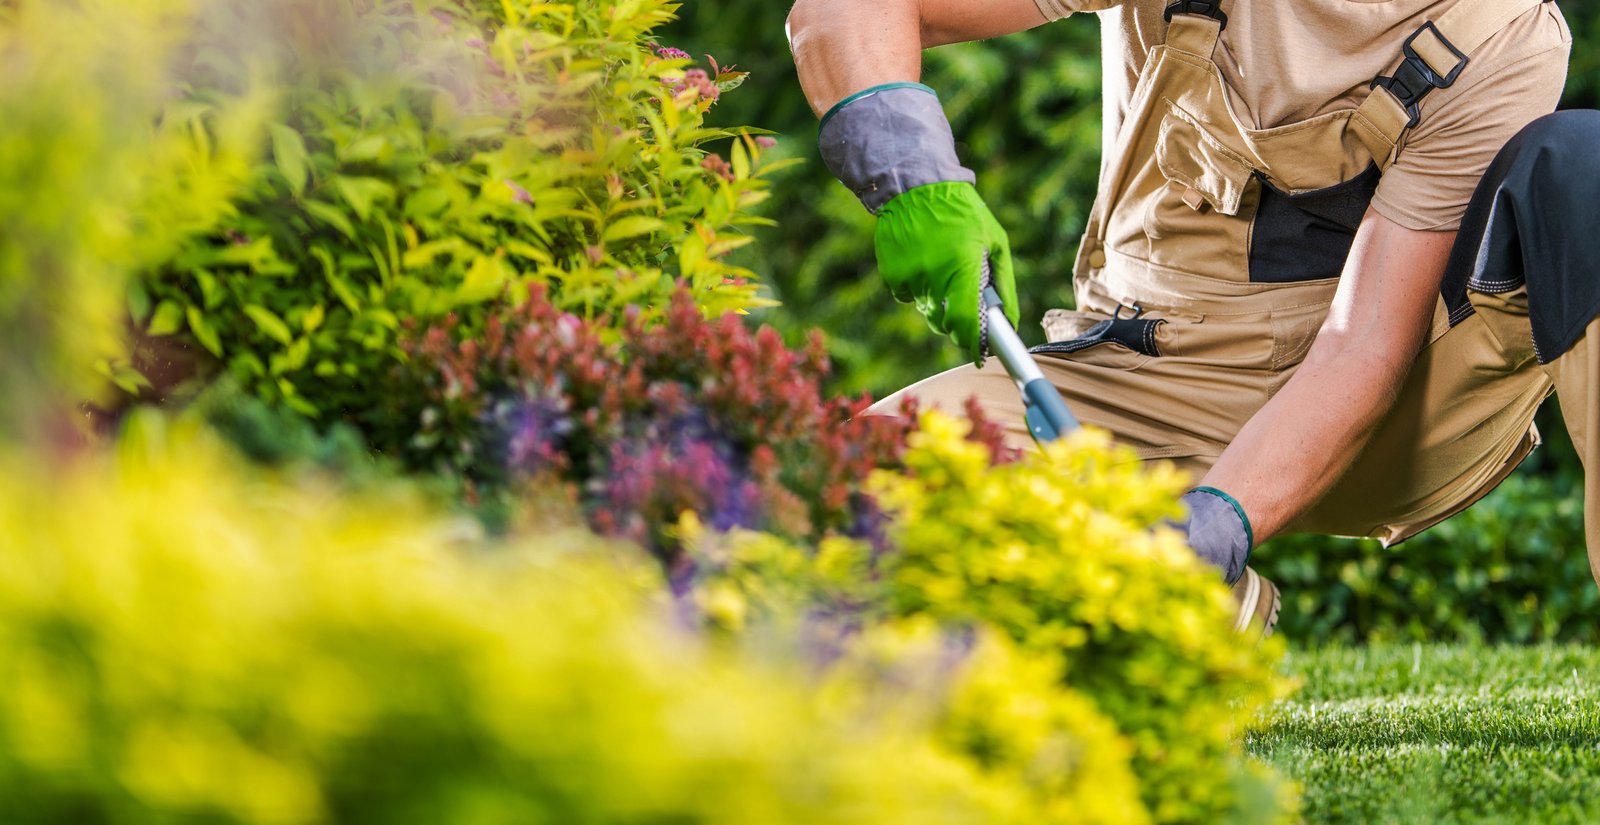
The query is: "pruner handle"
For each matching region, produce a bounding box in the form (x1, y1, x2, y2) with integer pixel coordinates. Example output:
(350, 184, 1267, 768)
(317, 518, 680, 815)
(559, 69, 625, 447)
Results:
(981, 286, 1078, 443)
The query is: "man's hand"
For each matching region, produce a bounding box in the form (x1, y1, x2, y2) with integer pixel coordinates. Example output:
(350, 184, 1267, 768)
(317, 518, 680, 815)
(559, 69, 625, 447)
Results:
(1177, 487, 1253, 584)
(877, 182, 1018, 364)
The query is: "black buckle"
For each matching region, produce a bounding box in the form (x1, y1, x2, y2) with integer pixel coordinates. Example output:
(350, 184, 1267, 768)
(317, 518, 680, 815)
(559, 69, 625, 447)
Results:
(1369, 22, 1469, 128)
(1163, 0, 1228, 30)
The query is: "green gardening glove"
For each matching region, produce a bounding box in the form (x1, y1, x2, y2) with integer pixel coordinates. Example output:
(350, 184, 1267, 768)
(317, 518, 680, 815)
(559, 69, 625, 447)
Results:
(876, 181, 1019, 365)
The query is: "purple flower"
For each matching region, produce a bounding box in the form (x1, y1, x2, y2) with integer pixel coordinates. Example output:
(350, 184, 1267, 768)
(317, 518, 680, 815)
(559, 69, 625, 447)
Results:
(655, 46, 691, 60)
(505, 180, 533, 205)
(755, 136, 778, 149)
(502, 397, 571, 473)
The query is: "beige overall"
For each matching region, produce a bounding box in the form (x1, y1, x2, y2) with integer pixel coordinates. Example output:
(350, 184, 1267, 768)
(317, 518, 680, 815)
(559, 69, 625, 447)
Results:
(879, 0, 1596, 557)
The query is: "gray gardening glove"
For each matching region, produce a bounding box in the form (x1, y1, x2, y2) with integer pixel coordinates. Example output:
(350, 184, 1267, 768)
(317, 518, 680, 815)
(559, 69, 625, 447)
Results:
(1178, 487, 1254, 585)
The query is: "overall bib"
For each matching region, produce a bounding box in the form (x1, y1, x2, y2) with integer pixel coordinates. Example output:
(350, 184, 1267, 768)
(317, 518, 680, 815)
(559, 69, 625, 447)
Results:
(881, 0, 1557, 545)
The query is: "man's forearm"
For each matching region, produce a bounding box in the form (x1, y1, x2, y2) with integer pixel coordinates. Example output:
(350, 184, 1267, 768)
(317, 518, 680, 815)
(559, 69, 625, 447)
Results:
(1199, 347, 1414, 542)
(786, 0, 1048, 116)
(787, 0, 923, 117)
(1199, 214, 1457, 544)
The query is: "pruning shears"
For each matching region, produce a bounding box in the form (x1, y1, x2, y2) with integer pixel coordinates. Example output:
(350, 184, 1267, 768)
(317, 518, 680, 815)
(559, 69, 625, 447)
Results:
(979, 257, 1078, 444)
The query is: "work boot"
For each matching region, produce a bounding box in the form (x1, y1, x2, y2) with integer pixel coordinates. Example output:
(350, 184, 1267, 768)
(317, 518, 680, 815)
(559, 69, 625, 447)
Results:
(1230, 567, 1279, 639)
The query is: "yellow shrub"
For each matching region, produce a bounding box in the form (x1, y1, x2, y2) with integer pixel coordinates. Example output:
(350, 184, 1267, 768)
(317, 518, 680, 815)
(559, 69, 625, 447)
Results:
(691, 412, 1299, 825)
(0, 417, 1043, 825)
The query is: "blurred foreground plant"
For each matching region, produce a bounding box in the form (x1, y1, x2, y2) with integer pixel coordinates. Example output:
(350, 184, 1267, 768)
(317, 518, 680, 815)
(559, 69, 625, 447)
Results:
(0, 417, 1049, 825)
(689, 413, 1298, 825)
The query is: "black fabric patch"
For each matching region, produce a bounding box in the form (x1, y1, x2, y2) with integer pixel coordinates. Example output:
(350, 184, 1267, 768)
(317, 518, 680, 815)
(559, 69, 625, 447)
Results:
(1441, 110, 1600, 363)
(1031, 318, 1164, 357)
(1248, 164, 1381, 284)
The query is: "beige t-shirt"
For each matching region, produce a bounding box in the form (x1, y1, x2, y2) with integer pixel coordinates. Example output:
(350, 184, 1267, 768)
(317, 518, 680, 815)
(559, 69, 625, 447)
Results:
(1030, 0, 1572, 230)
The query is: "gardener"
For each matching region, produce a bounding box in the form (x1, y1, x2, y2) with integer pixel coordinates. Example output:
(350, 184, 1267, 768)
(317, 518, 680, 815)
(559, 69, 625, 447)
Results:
(787, 0, 1589, 634)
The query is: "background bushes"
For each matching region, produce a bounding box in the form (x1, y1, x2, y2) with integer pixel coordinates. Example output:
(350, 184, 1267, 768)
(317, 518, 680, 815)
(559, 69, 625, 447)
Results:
(131, 0, 786, 421)
(664, 2, 1600, 646)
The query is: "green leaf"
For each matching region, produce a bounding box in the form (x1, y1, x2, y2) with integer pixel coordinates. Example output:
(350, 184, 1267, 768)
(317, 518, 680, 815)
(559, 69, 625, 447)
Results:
(193, 268, 223, 310)
(283, 338, 311, 371)
(602, 216, 665, 242)
(505, 239, 553, 264)
(731, 140, 751, 181)
(303, 304, 326, 333)
(456, 255, 511, 305)
(342, 135, 388, 163)
(402, 239, 466, 270)
(270, 123, 311, 196)
(405, 187, 451, 218)
(243, 304, 293, 345)
(127, 281, 153, 324)
(186, 307, 223, 357)
(99, 358, 152, 395)
(333, 176, 395, 222)
(305, 200, 357, 239)
(147, 301, 186, 337)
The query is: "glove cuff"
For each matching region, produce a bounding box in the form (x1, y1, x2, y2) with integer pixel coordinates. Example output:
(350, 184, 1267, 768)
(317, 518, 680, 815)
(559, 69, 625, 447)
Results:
(1179, 487, 1254, 585)
(818, 84, 975, 214)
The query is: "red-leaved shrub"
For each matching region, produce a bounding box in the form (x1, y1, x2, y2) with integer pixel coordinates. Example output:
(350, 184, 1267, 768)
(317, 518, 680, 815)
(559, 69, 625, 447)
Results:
(393, 285, 1015, 568)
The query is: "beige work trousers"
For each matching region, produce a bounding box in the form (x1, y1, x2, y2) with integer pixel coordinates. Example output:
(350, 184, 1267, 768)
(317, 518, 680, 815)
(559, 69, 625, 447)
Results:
(875, 284, 1599, 580)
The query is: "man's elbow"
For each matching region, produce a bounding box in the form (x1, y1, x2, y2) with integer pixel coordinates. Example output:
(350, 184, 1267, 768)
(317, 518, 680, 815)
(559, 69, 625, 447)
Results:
(784, 0, 809, 52)
(787, 0, 923, 51)
(785, 0, 847, 51)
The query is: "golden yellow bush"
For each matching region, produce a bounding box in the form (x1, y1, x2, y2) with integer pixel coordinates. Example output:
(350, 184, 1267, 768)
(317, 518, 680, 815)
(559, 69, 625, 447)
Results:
(690, 412, 1299, 825)
(0, 416, 1046, 825)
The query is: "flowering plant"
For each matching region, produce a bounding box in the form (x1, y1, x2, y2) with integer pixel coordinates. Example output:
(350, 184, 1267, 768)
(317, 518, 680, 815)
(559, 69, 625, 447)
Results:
(392, 285, 1015, 566)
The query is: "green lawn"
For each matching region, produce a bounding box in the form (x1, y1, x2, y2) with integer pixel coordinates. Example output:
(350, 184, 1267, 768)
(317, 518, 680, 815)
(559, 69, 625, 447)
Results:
(1254, 645, 1600, 824)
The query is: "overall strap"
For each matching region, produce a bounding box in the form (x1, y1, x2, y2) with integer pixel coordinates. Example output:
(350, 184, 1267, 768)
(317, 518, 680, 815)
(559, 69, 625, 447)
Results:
(1164, 0, 1227, 54)
(1353, 0, 1551, 169)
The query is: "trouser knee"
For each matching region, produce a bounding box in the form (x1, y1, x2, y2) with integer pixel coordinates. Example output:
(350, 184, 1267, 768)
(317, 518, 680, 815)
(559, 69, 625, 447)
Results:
(1501, 109, 1600, 168)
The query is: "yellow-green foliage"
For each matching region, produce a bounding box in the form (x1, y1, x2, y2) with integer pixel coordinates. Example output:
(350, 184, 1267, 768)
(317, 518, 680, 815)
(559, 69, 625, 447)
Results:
(812, 619, 1152, 825)
(129, 0, 786, 420)
(692, 413, 1298, 825)
(0, 419, 1047, 825)
(878, 415, 1296, 824)
(0, 0, 266, 432)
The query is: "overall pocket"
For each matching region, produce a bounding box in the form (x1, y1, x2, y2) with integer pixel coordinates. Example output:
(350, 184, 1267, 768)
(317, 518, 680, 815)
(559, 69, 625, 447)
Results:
(1141, 100, 1259, 280)
(1248, 164, 1381, 283)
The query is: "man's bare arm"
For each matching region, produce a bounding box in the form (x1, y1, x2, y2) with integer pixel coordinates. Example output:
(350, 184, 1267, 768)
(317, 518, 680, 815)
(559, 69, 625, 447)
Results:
(1200, 212, 1456, 542)
(786, 0, 1049, 116)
